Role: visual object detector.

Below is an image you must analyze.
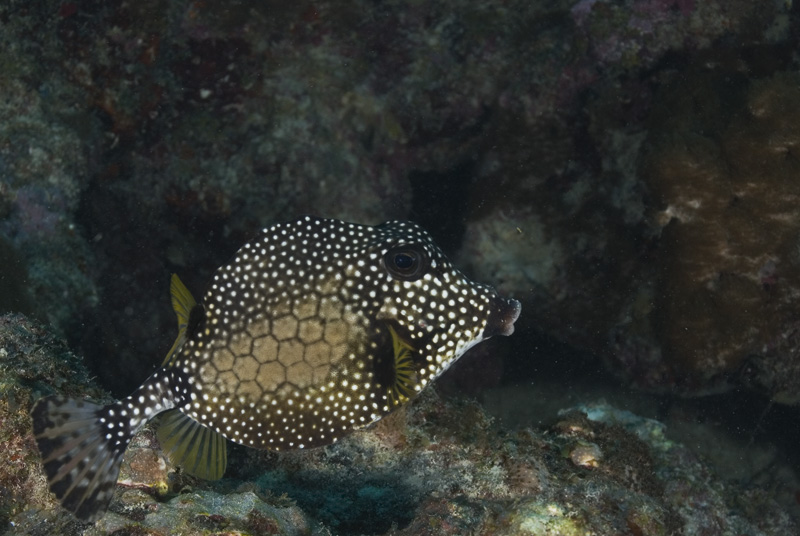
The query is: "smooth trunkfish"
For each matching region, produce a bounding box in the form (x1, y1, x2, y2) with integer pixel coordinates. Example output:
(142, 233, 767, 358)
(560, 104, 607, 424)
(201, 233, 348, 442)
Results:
(31, 216, 522, 521)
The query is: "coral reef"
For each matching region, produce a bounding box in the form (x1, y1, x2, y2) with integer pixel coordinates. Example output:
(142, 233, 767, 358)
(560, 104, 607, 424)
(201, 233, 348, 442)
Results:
(0, 0, 796, 401)
(615, 67, 800, 396)
(0, 78, 98, 336)
(2, 0, 800, 531)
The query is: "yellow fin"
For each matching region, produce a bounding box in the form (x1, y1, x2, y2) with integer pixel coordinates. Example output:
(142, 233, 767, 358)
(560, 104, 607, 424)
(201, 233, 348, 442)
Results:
(162, 274, 198, 367)
(156, 409, 227, 480)
(387, 324, 418, 406)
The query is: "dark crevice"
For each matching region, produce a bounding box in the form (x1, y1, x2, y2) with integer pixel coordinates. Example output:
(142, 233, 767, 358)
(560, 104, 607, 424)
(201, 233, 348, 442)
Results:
(408, 159, 475, 255)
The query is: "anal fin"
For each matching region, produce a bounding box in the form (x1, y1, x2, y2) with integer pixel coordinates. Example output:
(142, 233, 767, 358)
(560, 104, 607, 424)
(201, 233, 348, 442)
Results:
(156, 409, 227, 480)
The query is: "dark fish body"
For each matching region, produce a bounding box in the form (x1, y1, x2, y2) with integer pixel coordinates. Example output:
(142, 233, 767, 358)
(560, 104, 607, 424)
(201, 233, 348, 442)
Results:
(31, 216, 521, 521)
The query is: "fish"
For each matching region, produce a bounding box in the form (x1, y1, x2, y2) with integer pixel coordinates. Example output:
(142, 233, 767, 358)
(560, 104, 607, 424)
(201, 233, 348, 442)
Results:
(30, 216, 521, 521)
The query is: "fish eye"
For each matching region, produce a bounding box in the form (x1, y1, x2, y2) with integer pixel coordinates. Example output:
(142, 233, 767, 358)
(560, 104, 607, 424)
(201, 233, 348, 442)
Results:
(384, 245, 427, 281)
(394, 253, 414, 269)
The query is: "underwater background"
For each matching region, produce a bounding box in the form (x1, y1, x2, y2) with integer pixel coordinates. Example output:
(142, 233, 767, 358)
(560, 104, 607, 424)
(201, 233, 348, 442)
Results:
(1, 0, 800, 534)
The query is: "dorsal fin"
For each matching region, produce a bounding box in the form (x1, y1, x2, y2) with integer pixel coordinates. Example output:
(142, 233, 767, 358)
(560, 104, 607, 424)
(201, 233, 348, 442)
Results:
(156, 409, 227, 480)
(162, 274, 197, 367)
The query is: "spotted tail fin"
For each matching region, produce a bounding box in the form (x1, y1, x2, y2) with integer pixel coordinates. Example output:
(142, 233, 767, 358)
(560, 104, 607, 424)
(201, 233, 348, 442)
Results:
(31, 396, 135, 521)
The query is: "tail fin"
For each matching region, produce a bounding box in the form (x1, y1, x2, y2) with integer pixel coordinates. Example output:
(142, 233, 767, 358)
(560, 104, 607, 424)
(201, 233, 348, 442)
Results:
(31, 396, 135, 521)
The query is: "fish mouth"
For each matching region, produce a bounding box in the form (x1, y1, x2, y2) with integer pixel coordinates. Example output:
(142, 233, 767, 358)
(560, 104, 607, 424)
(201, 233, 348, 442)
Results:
(483, 296, 522, 338)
